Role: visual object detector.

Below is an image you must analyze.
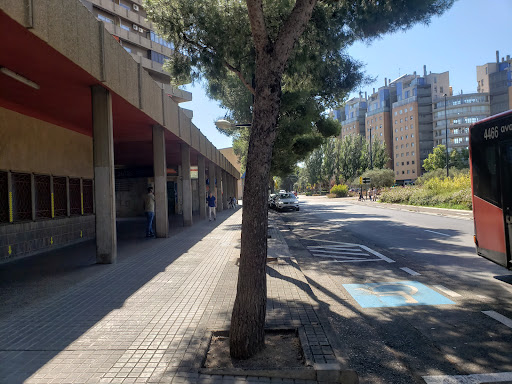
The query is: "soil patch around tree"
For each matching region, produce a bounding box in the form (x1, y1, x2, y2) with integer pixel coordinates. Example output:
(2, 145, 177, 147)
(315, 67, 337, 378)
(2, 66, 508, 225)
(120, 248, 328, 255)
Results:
(203, 330, 306, 371)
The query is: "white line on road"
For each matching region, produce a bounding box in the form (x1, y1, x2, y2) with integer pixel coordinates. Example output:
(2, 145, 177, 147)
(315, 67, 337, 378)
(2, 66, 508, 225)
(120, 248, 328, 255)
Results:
(433, 285, 462, 297)
(318, 259, 385, 263)
(306, 239, 396, 263)
(482, 310, 512, 329)
(423, 371, 512, 383)
(400, 267, 421, 276)
(425, 229, 450, 237)
(358, 244, 396, 263)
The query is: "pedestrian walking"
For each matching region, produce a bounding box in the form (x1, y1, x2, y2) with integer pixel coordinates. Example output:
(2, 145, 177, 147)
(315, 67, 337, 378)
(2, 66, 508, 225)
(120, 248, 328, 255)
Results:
(207, 192, 216, 221)
(144, 186, 155, 237)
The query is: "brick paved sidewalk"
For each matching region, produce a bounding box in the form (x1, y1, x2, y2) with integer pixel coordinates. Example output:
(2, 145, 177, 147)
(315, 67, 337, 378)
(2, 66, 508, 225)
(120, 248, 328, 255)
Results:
(0, 209, 343, 384)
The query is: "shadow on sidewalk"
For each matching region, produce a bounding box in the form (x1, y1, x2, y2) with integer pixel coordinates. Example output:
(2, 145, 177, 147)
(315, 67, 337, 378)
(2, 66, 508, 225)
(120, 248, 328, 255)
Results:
(0, 208, 239, 383)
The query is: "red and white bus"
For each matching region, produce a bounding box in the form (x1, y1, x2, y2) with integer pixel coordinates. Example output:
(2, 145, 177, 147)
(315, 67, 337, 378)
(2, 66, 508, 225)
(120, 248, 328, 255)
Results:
(469, 110, 512, 270)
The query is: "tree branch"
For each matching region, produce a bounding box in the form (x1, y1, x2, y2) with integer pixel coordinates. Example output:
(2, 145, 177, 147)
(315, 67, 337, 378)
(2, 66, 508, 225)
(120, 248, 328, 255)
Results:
(246, 0, 269, 54)
(224, 61, 256, 96)
(273, 0, 318, 72)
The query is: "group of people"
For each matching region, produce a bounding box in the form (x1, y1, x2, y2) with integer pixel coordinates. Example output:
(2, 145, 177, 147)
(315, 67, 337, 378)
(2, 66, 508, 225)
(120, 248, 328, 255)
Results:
(144, 187, 239, 236)
(358, 188, 378, 202)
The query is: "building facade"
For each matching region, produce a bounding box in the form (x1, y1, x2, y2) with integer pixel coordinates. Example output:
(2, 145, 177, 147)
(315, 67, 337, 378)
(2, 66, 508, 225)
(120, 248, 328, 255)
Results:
(0, 0, 239, 264)
(365, 81, 396, 168)
(79, 0, 192, 104)
(391, 69, 450, 182)
(432, 93, 490, 151)
(477, 51, 512, 115)
(339, 97, 367, 139)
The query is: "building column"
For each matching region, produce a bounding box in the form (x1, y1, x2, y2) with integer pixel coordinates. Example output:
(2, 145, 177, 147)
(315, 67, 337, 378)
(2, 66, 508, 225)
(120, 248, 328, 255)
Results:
(181, 143, 193, 226)
(222, 170, 228, 209)
(153, 125, 168, 237)
(91, 85, 116, 264)
(216, 165, 223, 212)
(198, 155, 207, 220)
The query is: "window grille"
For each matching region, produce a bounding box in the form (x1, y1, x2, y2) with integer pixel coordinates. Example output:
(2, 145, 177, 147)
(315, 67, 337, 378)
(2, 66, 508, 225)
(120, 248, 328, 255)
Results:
(53, 177, 67, 217)
(12, 172, 32, 222)
(35, 175, 52, 219)
(0, 171, 8, 223)
(83, 179, 94, 214)
(69, 178, 81, 216)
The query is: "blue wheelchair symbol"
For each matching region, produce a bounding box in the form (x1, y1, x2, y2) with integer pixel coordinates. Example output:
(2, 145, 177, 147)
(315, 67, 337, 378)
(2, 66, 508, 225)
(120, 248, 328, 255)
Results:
(343, 281, 455, 308)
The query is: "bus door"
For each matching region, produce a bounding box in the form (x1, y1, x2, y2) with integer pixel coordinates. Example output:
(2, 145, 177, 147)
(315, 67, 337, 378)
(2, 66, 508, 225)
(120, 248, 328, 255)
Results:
(500, 140, 512, 268)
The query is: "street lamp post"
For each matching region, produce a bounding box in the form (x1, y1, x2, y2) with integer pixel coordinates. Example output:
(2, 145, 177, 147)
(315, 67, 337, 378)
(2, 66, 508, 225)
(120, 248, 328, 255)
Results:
(444, 94, 449, 177)
(369, 125, 373, 169)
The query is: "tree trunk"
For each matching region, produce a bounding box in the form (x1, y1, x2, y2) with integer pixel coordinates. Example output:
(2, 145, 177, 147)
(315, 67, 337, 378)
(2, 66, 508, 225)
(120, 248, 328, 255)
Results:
(229, 69, 282, 359)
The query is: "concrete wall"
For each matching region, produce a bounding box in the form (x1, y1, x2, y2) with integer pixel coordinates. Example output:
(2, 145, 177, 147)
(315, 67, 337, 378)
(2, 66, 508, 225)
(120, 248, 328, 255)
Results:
(0, 108, 93, 177)
(0, 215, 95, 262)
(115, 177, 148, 217)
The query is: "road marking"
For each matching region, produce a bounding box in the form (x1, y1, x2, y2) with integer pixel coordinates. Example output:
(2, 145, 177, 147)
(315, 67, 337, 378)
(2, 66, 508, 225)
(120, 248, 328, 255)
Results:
(425, 229, 450, 237)
(433, 285, 462, 297)
(343, 281, 455, 308)
(307, 241, 395, 263)
(482, 310, 512, 329)
(423, 371, 512, 383)
(400, 267, 421, 276)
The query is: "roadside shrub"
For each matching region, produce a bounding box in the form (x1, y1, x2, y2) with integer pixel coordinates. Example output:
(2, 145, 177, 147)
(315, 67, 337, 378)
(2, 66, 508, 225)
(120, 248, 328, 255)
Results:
(379, 186, 415, 204)
(326, 193, 337, 198)
(408, 188, 436, 206)
(448, 187, 472, 210)
(330, 184, 349, 197)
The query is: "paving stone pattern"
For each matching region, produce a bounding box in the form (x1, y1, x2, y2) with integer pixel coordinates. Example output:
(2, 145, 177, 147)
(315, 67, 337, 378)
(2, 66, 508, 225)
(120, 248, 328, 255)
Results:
(0, 209, 335, 383)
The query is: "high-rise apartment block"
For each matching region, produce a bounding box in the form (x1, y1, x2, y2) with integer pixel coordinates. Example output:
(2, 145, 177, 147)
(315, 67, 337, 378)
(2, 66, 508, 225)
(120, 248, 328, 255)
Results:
(391, 69, 450, 181)
(365, 80, 396, 168)
(477, 50, 512, 115)
(80, 0, 192, 104)
(432, 93, 490, 151)
(339, 97, 367, 139)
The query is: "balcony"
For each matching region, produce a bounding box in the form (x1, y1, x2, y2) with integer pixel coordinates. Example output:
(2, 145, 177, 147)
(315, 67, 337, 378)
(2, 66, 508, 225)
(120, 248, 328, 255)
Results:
(393, 96, 417, 109)
(89, 0, 152, 30)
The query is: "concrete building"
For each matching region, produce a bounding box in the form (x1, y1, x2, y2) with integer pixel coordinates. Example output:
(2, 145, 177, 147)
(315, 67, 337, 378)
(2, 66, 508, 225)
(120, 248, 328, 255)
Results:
(219, 147, 243, 200)
(391, 68, 451, 183)
(432, 93, 490, 151)
(339, 96, 367, 139)
(365, 79, 397, 168)
(477, 50, 512, 115)
(79, 0, 192, 105)
(0, 0, 239, 264)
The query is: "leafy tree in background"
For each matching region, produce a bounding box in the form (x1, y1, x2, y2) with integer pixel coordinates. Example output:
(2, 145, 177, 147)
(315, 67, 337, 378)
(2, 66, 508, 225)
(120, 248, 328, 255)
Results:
(423, 145, 469, 172)
(423, 145, 448, 172)
(145, 0, 455, 359)
(368, 139, 390, 170)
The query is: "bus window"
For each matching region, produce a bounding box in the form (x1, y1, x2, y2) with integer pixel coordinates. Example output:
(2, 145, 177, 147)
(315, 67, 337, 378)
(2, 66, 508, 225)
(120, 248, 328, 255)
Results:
(472, 144, 499, 206)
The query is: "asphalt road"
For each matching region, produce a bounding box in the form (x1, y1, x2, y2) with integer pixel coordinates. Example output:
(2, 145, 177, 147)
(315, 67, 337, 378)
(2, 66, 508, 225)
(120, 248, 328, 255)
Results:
(277, 195, 512, 384)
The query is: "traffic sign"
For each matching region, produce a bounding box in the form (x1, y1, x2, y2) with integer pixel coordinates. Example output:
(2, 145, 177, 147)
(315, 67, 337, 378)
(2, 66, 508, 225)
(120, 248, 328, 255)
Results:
(363, 177, 371, 184)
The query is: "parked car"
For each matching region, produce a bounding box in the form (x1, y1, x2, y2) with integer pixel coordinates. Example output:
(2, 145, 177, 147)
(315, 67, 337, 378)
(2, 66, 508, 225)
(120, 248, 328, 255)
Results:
(275, 192, 299, 211)
(268, 193, 277, 208)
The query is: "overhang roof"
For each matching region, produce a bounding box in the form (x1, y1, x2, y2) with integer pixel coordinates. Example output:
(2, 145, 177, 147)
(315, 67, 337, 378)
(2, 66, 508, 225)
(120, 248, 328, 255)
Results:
(0, 3, 238, 177)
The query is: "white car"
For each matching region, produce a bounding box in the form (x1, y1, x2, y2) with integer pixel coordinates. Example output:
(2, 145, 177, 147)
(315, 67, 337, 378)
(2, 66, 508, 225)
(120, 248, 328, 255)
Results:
(275, 193, 299, 211)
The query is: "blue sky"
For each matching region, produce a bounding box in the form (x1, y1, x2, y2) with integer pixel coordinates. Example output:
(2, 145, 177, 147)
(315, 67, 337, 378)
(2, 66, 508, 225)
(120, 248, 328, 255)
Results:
(182, 0, 510, 149)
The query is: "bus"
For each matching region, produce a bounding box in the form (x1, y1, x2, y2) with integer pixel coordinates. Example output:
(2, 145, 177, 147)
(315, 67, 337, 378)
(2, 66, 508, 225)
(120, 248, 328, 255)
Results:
(469, 109, 512, 270)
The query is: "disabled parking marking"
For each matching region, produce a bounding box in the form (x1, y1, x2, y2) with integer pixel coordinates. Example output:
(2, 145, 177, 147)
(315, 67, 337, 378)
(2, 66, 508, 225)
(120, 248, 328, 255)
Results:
(423, 371, 512, 383)
(342, 281, 455, 308)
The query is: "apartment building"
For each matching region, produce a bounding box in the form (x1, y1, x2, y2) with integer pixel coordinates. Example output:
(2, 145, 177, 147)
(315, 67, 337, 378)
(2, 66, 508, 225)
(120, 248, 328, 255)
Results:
(391, 68, 450, 183)
(339, 96, 367, 139)
(80, 0, 191, 104)
(432, 93, 490, 151)
(365, 80, 397, 168)
(477, 50, 512, 115)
